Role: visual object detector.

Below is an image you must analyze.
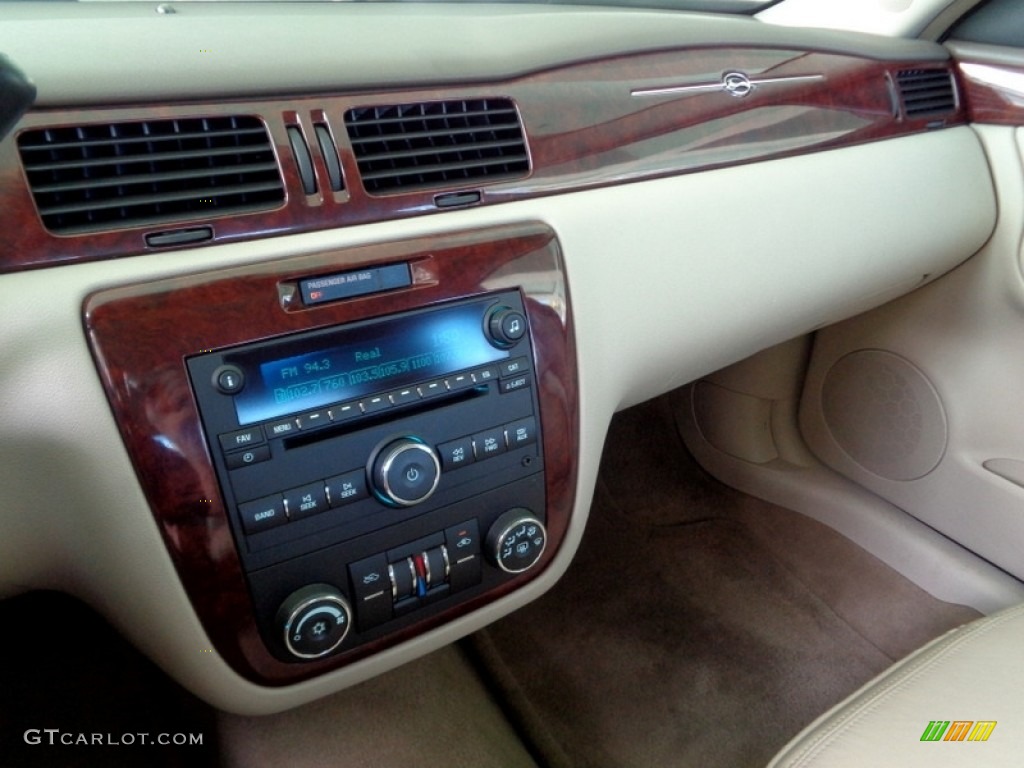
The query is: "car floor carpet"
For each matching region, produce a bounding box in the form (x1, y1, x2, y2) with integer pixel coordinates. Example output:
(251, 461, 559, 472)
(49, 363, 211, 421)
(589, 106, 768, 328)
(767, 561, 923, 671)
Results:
(469, 396, 980, 768)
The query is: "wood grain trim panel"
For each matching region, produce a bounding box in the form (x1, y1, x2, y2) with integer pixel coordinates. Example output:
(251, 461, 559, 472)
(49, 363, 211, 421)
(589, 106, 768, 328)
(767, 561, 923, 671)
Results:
(83, 222, 577, 686)
(956, 57, 1024, 125)
(2, 47, 959, 272)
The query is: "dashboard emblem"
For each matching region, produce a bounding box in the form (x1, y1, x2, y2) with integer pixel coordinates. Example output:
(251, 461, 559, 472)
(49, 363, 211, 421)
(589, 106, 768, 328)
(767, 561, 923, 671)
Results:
(631, 72, 823, 99)
(722, 72, 754, 98)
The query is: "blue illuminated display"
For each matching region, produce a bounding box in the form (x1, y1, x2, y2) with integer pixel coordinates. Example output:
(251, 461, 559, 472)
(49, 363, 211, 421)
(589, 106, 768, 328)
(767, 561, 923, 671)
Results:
(231, 301, 510, 425)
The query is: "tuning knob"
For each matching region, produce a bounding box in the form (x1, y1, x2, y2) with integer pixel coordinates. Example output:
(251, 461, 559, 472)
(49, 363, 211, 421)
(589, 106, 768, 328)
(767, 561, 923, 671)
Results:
(486, 305, 528, 348)
(371, 437, 441, 507)
(277, 584, 352, 660)
(486, 508, 547, 574)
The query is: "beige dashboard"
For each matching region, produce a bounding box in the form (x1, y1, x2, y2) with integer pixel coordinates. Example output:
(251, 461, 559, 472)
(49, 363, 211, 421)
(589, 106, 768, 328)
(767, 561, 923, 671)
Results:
(0, 2, 998, 713)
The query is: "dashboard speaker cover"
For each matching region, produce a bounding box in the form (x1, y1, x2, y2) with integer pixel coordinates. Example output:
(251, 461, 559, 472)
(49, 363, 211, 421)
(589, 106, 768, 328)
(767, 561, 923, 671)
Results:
(821, 349, 946, 481)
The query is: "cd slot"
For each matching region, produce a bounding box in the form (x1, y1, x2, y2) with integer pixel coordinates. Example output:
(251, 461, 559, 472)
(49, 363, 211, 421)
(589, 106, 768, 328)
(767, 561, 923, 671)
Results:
(282, 386, 488, 451)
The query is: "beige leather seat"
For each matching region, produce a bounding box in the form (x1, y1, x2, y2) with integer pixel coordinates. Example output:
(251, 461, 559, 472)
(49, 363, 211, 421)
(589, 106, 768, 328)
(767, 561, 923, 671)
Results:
(768, 603, 1024, 767)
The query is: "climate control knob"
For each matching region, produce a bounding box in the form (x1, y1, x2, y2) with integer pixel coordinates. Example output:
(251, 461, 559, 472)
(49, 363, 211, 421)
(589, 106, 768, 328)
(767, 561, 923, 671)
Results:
(372, 438, 441, 507)
(486, 508, 547, 574)
(276, 584, 352, 660)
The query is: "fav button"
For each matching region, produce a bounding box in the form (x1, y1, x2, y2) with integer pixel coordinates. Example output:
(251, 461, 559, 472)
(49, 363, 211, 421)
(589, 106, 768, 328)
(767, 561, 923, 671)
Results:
(218, 426, 265, 452)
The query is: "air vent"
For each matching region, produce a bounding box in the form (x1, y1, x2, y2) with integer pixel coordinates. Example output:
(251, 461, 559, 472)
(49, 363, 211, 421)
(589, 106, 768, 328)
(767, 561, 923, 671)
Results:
(894, 69, 958, 119)
(18, 116, 284, 234)
(345, 98, 529, 195)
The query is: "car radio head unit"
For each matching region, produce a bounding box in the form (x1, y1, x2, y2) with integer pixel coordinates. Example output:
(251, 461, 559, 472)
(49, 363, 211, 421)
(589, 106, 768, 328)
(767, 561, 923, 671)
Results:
(187, 290, 548, 662)
(85, 222, 577, 686)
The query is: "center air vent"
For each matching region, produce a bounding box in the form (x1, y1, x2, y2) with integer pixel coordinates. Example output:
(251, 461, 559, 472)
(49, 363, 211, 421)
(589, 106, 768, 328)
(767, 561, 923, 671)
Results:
(894, 69, 958, 119)
(344, 98, 529, 195)
(18, 116, 284, 234)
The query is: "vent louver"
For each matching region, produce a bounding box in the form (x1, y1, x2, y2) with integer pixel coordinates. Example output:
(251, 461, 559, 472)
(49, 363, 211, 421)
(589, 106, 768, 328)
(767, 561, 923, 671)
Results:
(344, 98, 529, 194)
(18, 116, 284, 234)
(894, 69, 957, 119)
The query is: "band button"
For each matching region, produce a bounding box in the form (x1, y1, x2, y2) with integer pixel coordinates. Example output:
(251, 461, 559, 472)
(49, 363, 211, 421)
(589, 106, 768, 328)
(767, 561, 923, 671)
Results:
(238, 495, 286, 535)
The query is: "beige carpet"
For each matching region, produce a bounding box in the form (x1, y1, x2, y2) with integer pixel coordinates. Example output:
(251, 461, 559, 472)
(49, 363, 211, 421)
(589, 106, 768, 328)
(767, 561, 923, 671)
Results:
(470, 396, 980, 768)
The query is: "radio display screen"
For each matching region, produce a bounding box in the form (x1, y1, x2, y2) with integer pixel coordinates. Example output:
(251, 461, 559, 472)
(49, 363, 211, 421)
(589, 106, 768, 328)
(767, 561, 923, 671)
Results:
(231, 300, 510, 425)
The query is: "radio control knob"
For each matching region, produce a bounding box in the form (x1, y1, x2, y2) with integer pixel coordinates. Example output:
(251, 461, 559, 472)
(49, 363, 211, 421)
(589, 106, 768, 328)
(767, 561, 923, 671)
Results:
(372, 438, 441, 507)
(486, 306, 528, 348)
(486, 509, 547, 574)
(277, 584, 352, 660)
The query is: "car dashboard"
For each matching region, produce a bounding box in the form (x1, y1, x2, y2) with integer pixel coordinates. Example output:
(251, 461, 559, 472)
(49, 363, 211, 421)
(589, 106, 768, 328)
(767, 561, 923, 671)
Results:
(0, 0, 1009, 717)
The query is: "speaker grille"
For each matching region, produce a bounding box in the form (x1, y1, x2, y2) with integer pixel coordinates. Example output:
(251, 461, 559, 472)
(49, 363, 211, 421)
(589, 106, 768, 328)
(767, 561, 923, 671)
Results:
(821, 350, 947, 481)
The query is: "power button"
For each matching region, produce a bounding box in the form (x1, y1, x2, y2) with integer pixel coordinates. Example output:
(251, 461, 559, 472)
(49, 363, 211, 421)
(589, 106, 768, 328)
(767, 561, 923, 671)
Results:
(372, 438, 441, 507)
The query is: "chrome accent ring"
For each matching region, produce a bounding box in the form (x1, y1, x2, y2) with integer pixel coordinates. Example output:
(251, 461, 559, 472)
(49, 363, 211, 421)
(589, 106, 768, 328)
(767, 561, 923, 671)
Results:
(377, 441, 441, 506)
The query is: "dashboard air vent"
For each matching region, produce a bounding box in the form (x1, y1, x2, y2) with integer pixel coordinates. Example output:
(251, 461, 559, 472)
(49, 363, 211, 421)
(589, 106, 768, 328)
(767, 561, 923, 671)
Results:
(894, 69, 957, 119)
(344, 98, 529, 194)
(18, 116, 284, 234)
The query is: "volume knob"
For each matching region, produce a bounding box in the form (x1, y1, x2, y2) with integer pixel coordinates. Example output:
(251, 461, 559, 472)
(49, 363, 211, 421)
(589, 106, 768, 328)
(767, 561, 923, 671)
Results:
(371, 437, 441, 507)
